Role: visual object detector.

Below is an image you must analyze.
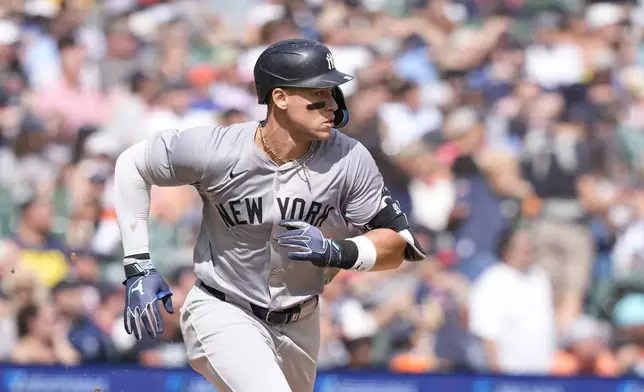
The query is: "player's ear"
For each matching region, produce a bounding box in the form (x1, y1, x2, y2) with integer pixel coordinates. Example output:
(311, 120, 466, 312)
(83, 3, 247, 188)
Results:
(272, 88, 288, 111)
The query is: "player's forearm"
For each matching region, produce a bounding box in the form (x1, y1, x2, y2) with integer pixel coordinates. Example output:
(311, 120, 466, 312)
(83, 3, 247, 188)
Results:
(114, 141, 152, 258)
(330, 229, 405, 272)
(363, 229, 405, 271)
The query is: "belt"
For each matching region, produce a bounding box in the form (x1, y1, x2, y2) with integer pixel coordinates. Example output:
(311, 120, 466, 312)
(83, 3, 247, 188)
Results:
(199, 282, 318, 325)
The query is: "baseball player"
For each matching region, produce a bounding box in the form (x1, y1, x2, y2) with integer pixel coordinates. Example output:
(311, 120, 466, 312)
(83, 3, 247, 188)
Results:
(113, 38, 426, 392)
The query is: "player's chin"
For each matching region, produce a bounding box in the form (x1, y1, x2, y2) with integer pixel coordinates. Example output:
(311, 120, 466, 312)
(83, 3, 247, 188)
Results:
(311, 120, 334, 140)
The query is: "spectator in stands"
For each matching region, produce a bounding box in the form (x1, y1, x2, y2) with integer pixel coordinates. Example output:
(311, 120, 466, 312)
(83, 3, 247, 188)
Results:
(522, 105, 595, 334)
(468, 225, 556, 374)
(552, 314, 619, 377)
(408, 259, 475, 372)
(378, 79, 441, 159)
(51, 280, 117, 363)
(143, 80, 215, 139)
(98, 70, 159, 153)
(99, 18, 144, 93)
(524, 11, 585, 91)
(445, 107, 508, 281)
(13, 193, 70, 289)
(10, 302, 80, 365)
(32, 35, 109, 141)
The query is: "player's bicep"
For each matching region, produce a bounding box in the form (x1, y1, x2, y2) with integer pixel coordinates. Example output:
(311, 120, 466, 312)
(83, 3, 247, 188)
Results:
(143, 126, 216, 186)
(342, 142, 385, 227)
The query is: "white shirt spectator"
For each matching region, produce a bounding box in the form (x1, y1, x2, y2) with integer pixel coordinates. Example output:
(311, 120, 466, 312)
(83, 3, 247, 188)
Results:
(524, 43, 585, 90)
(409, 178, 455, 232)
(469, 263, 556, 374)
(378, 102, 442, 156)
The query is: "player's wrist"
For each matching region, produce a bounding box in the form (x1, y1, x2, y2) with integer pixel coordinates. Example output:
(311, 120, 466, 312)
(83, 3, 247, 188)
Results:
(333, 236, 377, 271)
(345, 236, 377, 271)
(123, 253, 155, 279)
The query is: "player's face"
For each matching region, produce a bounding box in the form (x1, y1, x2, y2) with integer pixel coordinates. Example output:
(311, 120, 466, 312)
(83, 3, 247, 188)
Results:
(283, 87, 338, 140)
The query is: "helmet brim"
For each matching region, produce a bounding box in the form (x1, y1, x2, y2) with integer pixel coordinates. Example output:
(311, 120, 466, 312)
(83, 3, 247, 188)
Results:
(257, 69, 355, 104)
(284, 69, 355, 89)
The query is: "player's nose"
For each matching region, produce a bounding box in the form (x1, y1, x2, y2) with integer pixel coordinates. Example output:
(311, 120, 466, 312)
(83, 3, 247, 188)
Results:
(326, 97, 338, 112)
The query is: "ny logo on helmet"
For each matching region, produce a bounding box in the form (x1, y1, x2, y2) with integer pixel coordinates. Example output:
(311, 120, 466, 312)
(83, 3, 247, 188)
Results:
(326, 53, 335, 70)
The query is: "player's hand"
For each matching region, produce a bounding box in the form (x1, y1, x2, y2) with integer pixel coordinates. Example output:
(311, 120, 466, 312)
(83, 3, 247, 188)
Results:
(275, 219, 341, 268)
(124, 266, 174, 340)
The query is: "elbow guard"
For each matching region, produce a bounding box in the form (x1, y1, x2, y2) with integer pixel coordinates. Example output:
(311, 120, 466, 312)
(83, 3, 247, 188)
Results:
(360, 188, 426, 261)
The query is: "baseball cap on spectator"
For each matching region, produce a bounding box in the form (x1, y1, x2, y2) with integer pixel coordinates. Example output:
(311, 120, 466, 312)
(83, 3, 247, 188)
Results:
(613, 293, 644, 328)
(0, 20, 20, 46)
(585, 3, 625, 30)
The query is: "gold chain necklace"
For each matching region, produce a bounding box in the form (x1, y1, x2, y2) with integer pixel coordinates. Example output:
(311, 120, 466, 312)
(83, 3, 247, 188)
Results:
(259, 125, 314, 190)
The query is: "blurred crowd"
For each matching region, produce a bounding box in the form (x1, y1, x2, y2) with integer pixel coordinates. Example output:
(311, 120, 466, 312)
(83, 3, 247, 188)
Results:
(3, 0, 644, 379)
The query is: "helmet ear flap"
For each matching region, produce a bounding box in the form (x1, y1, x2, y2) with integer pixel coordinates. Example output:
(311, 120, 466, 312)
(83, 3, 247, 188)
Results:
(332, 87, 350, 128)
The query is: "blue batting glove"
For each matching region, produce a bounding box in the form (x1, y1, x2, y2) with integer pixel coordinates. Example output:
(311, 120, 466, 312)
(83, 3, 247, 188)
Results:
(275, 219, 342, 268)
(123, 263, 174, 340)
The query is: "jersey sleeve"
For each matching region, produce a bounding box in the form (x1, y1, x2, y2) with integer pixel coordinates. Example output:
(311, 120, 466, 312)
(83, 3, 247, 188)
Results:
(114, 126, 219, 257)
(142, 126, 218, 186)
(342, 141, 385, 227)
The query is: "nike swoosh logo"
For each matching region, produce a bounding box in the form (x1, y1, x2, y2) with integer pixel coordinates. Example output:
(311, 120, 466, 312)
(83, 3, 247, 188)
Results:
(229, 169, 249, 179)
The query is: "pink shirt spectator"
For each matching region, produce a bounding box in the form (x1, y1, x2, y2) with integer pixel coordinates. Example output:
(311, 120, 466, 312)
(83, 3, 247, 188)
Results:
(33, 79, 110, 138)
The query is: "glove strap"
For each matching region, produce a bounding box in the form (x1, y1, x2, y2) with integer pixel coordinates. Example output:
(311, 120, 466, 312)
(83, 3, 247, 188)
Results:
(124, 253, 154, 279)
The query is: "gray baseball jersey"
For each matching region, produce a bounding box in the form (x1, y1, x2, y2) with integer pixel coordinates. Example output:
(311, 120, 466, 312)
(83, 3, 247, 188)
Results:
(139, 121, 384, 310)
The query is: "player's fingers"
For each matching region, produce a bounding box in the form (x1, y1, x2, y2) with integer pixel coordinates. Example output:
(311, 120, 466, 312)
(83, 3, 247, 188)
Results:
(141, 303, 157, 338)
(160, 292, 174, 314)
(277, 239, 309, 250)
(132, 307, 143, 340)
(274, 231, 308, 240)
(124, 307, 133, 334)
(278, 219, 309, 230)
(152, 302, 164, 335)
(287, 251, 314, 261)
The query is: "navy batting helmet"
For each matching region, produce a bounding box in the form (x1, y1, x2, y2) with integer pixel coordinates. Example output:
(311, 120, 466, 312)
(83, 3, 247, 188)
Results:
(254, 38, 353, 128)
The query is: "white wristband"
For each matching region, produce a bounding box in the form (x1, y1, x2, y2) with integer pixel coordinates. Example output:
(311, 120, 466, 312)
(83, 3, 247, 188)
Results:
(347, 236, 377, 272)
